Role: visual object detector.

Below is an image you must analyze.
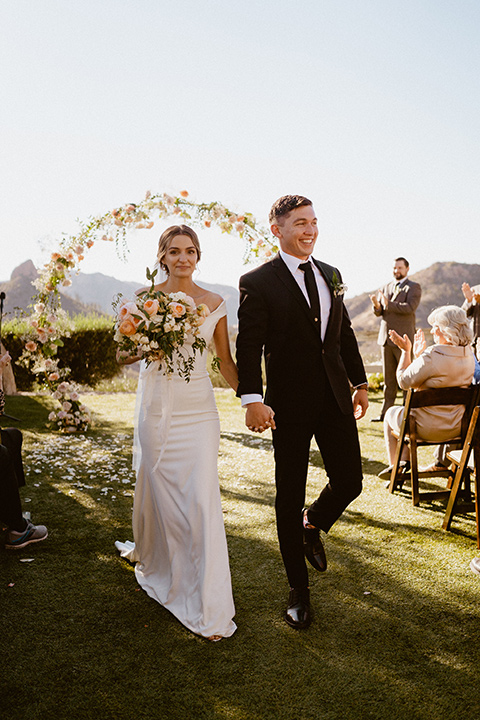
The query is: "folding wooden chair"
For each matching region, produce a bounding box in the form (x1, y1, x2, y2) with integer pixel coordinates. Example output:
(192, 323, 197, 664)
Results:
(442, 405, 480, 548)
(388, 386, 479, 506)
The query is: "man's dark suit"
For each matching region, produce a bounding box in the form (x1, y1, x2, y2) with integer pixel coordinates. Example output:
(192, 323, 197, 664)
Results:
(236, 253, 367, 589)
(373, 277, 421, 417)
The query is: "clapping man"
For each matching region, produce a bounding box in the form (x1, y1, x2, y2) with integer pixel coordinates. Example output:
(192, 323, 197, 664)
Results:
(370, 258, 421, 422)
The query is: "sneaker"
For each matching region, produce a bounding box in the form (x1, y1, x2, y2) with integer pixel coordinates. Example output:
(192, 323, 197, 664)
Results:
(470, 557, 480, 576)
(5, 520, 48, 550)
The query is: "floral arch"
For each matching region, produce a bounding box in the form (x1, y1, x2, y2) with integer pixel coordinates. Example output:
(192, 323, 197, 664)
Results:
(21, 191, 277, 431)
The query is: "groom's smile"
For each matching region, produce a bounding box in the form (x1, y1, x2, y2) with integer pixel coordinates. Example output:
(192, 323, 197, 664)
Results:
(271, 205, 318, 260)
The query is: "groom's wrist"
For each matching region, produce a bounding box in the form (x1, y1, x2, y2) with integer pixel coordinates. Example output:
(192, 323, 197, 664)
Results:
(241, 393, 263, 407)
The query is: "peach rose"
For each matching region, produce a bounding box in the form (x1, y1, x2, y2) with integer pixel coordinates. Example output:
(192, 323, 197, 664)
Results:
(75, 245, 83, 255)
(143, 299, 159, 316)
(204, 220, 211, 228)
(86, 239, 94, 248)
(119, 318, 137, 336)
(196, 303, 211, 318)
(118, 302, 138, 320)
(48, 372, 60, 382)
(25, 341, 37, 352)
(168, 302, 186, 318)
(112, 208, 120, 216)
(180, 190, 189, 198)
(146, 221, 154, 229)
(46, 282, 54, 292)
(126, 204, 136, 213)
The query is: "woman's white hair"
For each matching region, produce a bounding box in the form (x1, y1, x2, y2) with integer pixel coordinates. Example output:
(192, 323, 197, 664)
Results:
(427, 305, 473, 347)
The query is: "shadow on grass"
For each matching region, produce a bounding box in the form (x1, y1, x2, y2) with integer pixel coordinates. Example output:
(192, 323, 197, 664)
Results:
(2, 394, 480, 719)
(3, 477, 480, 720)
(0, 394, 53, 433)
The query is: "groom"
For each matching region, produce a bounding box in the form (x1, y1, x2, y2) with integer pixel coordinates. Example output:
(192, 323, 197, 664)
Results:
(236, 195, 368, 629)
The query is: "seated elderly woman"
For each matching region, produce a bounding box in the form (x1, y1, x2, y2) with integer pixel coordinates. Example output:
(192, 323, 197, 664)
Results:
(379, 305, 475, 479)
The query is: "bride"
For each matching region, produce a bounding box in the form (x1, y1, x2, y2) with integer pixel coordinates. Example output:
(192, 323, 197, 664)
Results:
(115, 224, 238, 641)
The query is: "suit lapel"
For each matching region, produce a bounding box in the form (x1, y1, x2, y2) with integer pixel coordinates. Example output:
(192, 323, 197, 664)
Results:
(312, 258, 337, 343)
(271, 254, 321, 334)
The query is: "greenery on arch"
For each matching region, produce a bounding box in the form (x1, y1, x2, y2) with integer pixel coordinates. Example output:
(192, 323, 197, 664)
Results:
(19, 190, 277, 431)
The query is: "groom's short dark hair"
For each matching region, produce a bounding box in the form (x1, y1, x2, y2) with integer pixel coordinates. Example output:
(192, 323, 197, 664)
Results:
(269, 195, 313, 224)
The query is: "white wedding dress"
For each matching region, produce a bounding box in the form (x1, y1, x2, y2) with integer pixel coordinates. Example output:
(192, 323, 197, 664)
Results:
(115, 301, 236, 639)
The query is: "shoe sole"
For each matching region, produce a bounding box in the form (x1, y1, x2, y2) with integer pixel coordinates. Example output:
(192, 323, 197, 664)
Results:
(5, 531, 48, 550)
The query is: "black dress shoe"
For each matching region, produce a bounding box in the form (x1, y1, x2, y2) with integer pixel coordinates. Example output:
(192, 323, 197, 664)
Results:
(303, 510, 327, 572)
(285, 586, 311, 629)
(370, 416, 384, 422)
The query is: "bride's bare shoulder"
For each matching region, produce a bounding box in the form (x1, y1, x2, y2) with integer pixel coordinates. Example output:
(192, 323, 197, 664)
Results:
(201, 290, 224, 311)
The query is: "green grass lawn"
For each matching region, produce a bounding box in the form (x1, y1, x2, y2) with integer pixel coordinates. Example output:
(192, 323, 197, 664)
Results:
(1, 391, 479, 720)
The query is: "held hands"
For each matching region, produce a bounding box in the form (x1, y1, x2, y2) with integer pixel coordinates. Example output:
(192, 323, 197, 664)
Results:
(388, 329, 411, 353)
(245, 402, 276, 433)
(412, 329, 426, 358)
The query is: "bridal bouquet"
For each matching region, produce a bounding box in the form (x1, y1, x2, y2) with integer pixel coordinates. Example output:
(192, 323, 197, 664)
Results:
(113, 268, 210, 381)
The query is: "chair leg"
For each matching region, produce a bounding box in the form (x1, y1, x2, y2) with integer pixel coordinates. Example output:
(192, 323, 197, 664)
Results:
(475, 471, 479, 550)
(388, 436, 405, 494)
(410, 435, 420, 506)
(442, 466, 467, 531)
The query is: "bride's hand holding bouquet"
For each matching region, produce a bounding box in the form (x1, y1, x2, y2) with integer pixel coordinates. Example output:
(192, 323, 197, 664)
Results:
(114, 267, 210, 381)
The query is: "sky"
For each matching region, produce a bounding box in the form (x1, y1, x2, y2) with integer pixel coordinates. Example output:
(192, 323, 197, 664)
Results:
(1, 0, 479, 300)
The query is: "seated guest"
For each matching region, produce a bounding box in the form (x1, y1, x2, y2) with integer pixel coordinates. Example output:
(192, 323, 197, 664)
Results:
(0, 351, 48, 549)
(379, 306, 475, 478)
(424, 353, 480, 472)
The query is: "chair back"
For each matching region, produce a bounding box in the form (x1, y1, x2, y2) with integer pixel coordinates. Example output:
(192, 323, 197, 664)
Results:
(408, 385, 480, 437)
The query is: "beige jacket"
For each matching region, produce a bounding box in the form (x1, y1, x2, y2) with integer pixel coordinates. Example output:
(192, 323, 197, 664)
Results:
(397, 344, 475, 442)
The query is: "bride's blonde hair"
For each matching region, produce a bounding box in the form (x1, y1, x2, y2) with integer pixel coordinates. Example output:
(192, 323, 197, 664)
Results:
(157, 225, 201, 275)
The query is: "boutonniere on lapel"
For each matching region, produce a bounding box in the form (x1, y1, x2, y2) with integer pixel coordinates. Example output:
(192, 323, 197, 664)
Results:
(330, 271, 348, 298)
(391, 282, 406, 301)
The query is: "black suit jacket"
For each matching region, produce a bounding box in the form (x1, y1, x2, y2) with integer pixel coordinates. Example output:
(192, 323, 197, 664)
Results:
(236, 254, 367, 421)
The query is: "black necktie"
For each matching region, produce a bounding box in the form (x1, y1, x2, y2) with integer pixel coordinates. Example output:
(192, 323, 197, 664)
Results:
(299, 261, 321, 332)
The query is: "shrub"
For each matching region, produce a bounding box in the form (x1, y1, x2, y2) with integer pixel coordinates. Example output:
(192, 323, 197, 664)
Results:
(2, 314, 119, 390)
(367, 372, 384, 393)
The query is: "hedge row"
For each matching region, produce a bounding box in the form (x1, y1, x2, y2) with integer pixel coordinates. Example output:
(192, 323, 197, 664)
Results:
(3, 322, 119, 390)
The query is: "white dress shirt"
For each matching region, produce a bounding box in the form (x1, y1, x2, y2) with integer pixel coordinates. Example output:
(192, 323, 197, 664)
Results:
(241, 251, 332, 407)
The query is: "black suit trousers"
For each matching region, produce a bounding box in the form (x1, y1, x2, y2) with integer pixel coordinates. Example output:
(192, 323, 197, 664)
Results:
(0, 428, 26, 530)
(272, 383, 363, 589)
